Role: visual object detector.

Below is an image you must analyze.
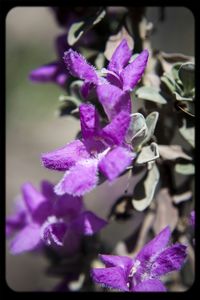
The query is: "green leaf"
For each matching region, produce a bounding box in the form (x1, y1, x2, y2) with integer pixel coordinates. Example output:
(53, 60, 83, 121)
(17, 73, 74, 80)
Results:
(178, 62, 195, 94)
(57, 100, 78, 117)
(104, 26, 134, 61)
(69, 80, 84, 99)
(95, 53, 105, 69)
(175, 163, 195, 175)
(126, 113, 147, 148)
(171, 63, 183, 84)
(132, 162, 159, 211)
(161, 75, 176, 93)
(136, 142, 159, 164)
(179, 119, 195, 147)
(141, 111, 159, 145)
(136, 86, 167, 104)
(67, 9, 106, 46)
(158, 145, 192, 161)
(173, 91, 193, 102)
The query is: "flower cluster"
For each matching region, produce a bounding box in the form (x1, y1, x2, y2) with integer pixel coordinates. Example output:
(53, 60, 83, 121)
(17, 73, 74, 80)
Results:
(7, 9, 193, 290)
(6, 180, 107, 255)
(91, 226, 187, 292)
(41, 39, 149, 197)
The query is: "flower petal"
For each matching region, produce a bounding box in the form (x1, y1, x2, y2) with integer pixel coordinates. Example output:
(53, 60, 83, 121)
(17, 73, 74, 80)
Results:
(99, 146, 134, 181)
(136, 226, 171, 263)
(41, 218, 67, 247)
(63, 49, 99, 83)
(150, 244, 187, 277)
(29, 62, 59, 82)
(40, 180, 56, 202)
(71, 211, 107, 235)
(54, 195, 83, 219)
(54, 159, 99, 196)
(6, 211, 27, 237)
(96, 84, 131, 121)
(79, 104, 100, 140)
(21, 182, 46, 215)
(102, 111, 131, 146)
(91, 266, 129, 291)
(133, 279, 166, 292)
(121, 49, 149, 91)
(108, 39, 132, 74)
(41, 140, 90, 171)
(100, 254, 133, 272)
(9, 223, 41, 254)
(81, 81, 94, 98)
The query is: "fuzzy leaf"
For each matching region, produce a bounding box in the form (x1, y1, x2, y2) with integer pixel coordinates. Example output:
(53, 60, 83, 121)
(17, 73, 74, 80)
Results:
(57, 100, 78, 117)
(178, 63, 195, 94)
(136, 142, 159, 164)
(136, 86, 167, 104)
(126, 113, 148, 148)
(95, 53, 105, 69)
(104, 26, 134, 61)
(175, 163, 195, 175)
(158, 145, 192, 161)
(70, 80, 84, 99)
(67, 9, 106, 46)
(132, 162, 159, 211)
(141, 112, 159, 145)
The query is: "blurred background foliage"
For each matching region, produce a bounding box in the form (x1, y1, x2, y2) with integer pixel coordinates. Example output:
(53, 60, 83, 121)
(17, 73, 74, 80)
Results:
(6, 7, 194, 291)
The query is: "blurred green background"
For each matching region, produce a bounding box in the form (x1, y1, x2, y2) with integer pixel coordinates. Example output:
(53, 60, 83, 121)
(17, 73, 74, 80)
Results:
(6, 7, 194, 291)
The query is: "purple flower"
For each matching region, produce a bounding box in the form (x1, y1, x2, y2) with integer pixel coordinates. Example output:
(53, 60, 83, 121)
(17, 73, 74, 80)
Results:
(6, 180, 107, 255)
(29, 34, 69, 88)
(189, 210, 195, 227)
(91, 226, 187, 292)
(41, 103, 135, 197)
(64, 39, 149, 120)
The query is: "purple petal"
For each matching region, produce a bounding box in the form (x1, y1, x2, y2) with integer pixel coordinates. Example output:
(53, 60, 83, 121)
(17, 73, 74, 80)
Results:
(81, 81, 94, 98)
(133, 279, 166, 292)
(21, 182, 46, 215)
(29, 62, 59, 82)
(102, 111, 131, 146)
(41, 218, 67, 247)
(71, 211, 107, 235)
(150, 244, 187, 277)
(55, 71, 69, 87)
(96, 84, 131, 121)
(41, 140, 90, 171)
(100, 254, 133, 273)
(121, 49, 149, 91)
(54, 195, 83, 219)
(6, 211, 27, 237)
(108, 39, 132, 74)
(54, 159, 99, 196)
(99, 146, 134, 181)
(91, 266, 129, 291)
(40, 180, 56, 202)
(9, 223, 41, 254)
(136, 226, 171, 263)
(63, 49, 99, 83)
(79, 104, 100, 140)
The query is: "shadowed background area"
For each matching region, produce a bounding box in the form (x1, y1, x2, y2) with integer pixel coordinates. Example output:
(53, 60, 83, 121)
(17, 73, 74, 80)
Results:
(6, 7, 194, 291)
